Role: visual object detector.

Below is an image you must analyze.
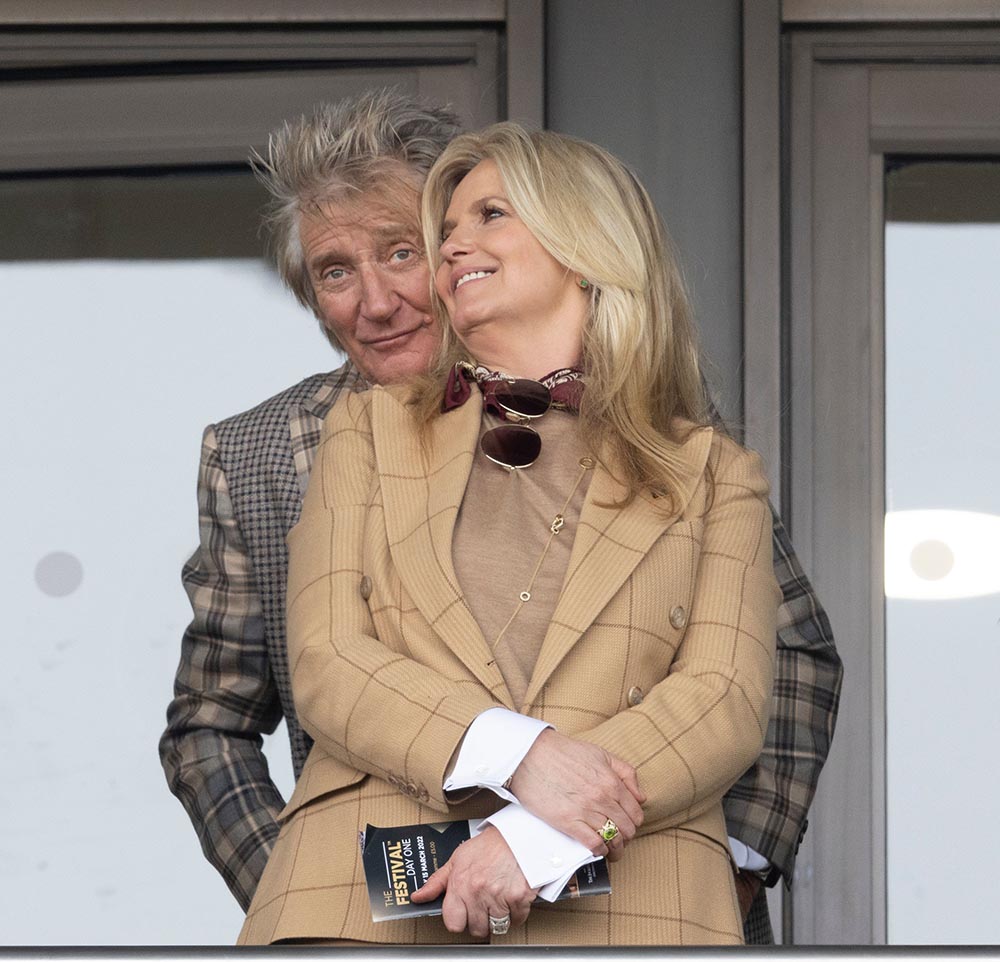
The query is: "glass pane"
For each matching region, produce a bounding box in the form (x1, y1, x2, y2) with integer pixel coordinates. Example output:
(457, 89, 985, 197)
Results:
(0, 171, 345, 945)
(884, 159, 1000, 945)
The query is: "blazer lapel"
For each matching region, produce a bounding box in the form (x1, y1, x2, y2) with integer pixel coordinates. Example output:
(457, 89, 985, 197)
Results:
(289, 368, 365, 500)
(373, 389, 514, 707)
(522, 425, 714, 709)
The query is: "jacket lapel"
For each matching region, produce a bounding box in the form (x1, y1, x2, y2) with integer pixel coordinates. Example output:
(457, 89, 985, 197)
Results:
(289, 368, 365, 500)
(372, 388, 514, 707)
(521, 425, 714, 709)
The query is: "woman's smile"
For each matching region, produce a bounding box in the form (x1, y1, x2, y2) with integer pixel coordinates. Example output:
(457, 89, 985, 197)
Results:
(435, 159, 587, 372)
(454, 268, 495, 291)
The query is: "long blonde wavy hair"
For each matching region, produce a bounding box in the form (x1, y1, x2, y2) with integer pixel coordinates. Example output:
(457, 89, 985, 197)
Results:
(415, 122, 711, 510)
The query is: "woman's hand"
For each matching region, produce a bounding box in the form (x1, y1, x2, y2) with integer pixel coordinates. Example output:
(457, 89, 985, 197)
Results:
(410, 826, 539, 938)
(509, 729, 646, 860)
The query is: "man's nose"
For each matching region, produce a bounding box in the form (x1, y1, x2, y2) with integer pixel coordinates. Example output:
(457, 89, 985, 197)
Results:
(358, 263, 399, 322)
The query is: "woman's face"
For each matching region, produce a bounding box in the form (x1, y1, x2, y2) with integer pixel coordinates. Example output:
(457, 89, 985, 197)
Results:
(434, 159, 586, 361)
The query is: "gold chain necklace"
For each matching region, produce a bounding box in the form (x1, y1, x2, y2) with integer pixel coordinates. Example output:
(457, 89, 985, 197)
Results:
(490, 455, 595, 652)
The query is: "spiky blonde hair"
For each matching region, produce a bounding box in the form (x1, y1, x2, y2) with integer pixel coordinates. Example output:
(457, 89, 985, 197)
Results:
(251, 88, 461, 345)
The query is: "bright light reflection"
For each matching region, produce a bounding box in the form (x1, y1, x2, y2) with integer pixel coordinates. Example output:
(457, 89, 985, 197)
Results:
(884, 509, 1000, 599)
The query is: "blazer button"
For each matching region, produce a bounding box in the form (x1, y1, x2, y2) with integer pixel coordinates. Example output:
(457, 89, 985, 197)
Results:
(669, 605, 687, 629)
(359, 575, 373, 600)
(407, 782, 419, 798)
(627, 686, 644, 707)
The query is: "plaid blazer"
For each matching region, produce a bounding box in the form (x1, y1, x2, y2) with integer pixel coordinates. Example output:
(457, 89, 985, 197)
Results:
(160, 365, 363, 907)
(237, 386, 779, 945)
(160, 366, 842, 943)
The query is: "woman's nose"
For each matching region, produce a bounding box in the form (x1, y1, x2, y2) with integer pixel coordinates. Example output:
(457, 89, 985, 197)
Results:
(440, 222, 473, 261)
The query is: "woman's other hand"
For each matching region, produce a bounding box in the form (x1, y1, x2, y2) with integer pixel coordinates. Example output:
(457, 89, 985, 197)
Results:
(410, 826, 538, 937)
(509, 729, 646, 859)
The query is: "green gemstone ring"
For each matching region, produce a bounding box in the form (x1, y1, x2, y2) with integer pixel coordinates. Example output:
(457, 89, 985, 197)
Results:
(598, 818, 620, 843)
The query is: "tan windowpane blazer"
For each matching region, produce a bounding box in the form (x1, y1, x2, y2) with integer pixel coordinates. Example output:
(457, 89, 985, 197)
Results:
(238, 386, 779, 946)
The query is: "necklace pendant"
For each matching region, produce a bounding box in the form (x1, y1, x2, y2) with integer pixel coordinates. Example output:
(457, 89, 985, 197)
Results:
(519, 590, 531, 602)
(550, 514, 565, 534)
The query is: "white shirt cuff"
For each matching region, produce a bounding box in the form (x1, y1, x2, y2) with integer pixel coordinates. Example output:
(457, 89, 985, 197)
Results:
(728, 835, 771, 872)
(484, 803, 599, 901)
(444, 707, 550, 803)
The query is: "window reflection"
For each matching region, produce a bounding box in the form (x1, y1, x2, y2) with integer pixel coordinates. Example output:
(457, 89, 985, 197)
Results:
(884, 159, 1000, 945)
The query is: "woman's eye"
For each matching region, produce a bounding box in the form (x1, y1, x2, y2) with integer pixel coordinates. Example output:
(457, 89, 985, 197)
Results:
(482, 205, 504, 221)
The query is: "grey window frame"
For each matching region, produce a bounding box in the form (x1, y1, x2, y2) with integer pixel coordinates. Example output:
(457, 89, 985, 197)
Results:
(0, 1, 543, 172)
(744, 1, 1000, 944)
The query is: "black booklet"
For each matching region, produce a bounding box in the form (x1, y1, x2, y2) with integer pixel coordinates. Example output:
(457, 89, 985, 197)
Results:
(362, 818, 611, 922)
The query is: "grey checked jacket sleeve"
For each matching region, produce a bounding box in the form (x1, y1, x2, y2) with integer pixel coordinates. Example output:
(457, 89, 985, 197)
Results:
(722, 504, 843, 883)
(159, 425, 284, 912)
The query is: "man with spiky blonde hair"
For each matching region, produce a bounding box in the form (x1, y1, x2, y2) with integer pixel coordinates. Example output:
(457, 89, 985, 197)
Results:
(160, 88, 458, 910)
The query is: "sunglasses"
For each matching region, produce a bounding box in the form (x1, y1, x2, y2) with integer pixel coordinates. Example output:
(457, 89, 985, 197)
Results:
(480, 378, 553, 469)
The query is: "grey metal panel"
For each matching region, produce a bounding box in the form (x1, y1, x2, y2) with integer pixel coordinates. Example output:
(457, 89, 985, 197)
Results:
(505, 0, 545, 127)
(866, 151, 888, 950)
(0, 28, 496, 67)
(784, 0, 1000, 23)
(805, 28, 1000, 62)
(742, 0, 783, 497)
(742, 3, 787, 936)
(786, 31, 818, 944)
(416, 44, 502, 131)
(798, 57, 880, 946)
(0, 31, 502, 172)
(870, 64, 1000, 149)
(0, 0, 505, 25)
(787, 35, 816, 573)
(546, 0, 743, 424)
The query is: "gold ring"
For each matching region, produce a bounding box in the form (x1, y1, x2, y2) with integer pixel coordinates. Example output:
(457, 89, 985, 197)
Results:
(598, 818, 619, 842)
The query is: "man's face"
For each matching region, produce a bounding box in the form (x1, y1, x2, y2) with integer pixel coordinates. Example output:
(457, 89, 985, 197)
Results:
(300, 188, 440, 385)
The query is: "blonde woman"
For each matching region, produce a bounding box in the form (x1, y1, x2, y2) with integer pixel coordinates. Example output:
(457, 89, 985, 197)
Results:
(238, 123, 779, 946)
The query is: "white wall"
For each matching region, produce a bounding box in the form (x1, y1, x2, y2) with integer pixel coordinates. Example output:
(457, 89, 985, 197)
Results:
(0, 259, 342, 945)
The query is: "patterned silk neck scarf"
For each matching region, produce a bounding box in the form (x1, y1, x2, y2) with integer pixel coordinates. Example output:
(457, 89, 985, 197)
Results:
(441, 362, 585, 420)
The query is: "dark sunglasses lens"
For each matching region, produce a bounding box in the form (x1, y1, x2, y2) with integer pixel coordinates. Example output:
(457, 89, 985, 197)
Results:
(493, 379, 551, 418)
(481, 425, 542, 468)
